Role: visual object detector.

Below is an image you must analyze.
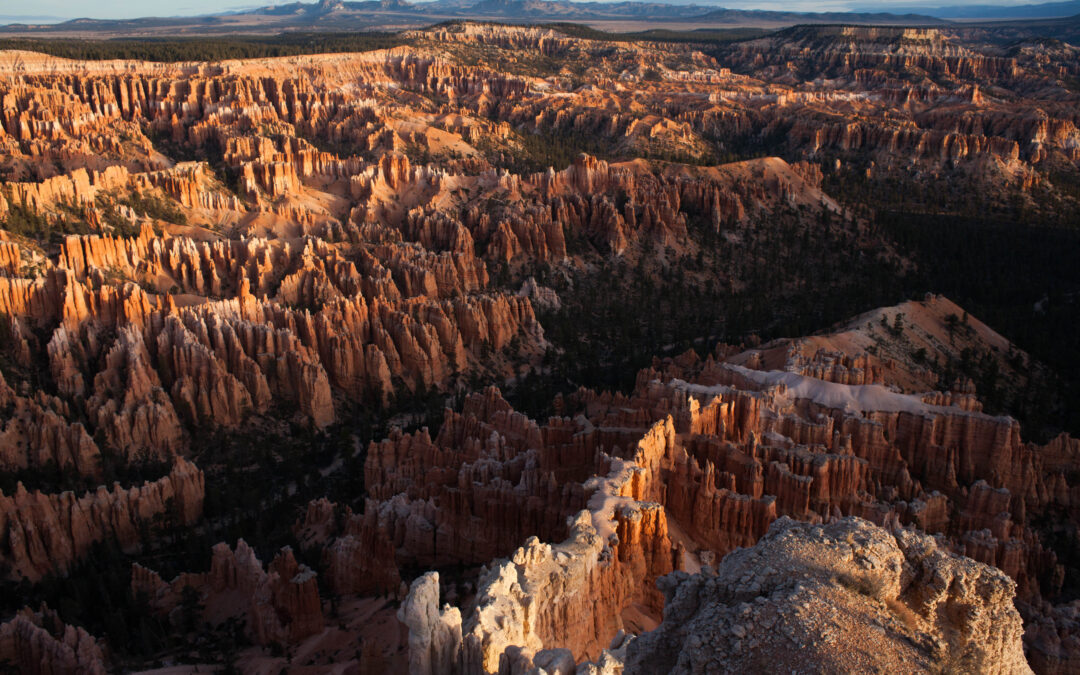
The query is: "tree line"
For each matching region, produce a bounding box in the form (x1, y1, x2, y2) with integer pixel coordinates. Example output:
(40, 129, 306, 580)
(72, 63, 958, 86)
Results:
(0, 32, 406, 62)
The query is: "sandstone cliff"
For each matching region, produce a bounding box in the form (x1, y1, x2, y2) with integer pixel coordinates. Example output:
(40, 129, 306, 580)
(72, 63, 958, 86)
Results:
(1, 24, 1077, 673)
(622, 516, 1032, 674)
(294, 497, 403, 598)
(131, 539, 323, 646)
(384, 308, 1075, 674)
(0, 458, 204, 581)
(0, 605, 107, 675)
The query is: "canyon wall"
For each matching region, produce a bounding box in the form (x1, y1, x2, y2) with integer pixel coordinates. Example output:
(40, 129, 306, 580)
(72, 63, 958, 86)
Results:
(0, 458, 204, 581)
(131, 539, 324, 645)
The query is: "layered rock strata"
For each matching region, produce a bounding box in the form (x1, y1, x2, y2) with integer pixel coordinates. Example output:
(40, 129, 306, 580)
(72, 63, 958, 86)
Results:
(0, 458, 204, 581)
(371, 306, 1075, 673)
(0, 606, 107, 675)
(131, 539, 324, 646)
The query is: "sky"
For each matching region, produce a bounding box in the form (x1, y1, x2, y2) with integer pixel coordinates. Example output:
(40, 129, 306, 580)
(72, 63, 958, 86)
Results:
(0, 0, 1047, 22)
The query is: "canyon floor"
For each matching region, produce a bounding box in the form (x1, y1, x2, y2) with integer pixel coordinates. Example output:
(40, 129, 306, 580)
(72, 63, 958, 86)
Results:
(0, 20, 1079, 675)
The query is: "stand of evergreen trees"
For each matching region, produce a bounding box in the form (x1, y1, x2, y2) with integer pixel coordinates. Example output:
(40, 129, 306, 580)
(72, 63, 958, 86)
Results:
(0, 32, 406, 62)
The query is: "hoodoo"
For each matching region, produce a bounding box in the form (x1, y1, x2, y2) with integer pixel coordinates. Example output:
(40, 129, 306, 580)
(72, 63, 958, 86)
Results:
(0, 16, 1077, 674)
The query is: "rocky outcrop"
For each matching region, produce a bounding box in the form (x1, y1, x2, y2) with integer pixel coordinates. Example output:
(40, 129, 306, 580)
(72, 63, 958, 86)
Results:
(0, 369, 102, 476)
(621, 517, 1032, 675)
(0, 606, 107, 675)
(363, 388, 585, 568)
(131, 539, 323, 646)
(86, 324, 185, 459)
(386, 297, 1073, 673)
(1, 223, 543, 438)
(398, 573, 463, 675)
(1025, 600, 1080, 674)
(723, 27, 1019, 83)
(2, 25, 1078, 673)
(400, 502, 673, 674)
(0, 458, 204, 581)
(3, 19, 1069, 466)
(294, 498, 403, 598)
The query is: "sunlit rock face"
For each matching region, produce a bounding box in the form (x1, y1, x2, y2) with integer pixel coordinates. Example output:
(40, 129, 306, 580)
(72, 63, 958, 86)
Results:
(0, 19, 1078, 674)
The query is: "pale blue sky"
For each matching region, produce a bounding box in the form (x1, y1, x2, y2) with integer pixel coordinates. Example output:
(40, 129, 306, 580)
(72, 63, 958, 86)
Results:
(0, 0, 1046, 21)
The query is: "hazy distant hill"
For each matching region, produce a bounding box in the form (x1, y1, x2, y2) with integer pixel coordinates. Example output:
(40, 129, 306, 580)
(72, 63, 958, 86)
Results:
(694, 7, 943, 24)
(0, 0, 946, 36)
(861, 0, 1080, 19)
